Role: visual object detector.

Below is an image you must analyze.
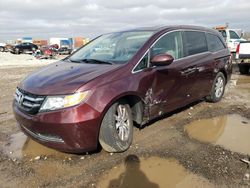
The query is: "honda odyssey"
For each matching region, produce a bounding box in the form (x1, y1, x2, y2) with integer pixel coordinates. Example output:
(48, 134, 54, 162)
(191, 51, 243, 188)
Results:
(13, 25, 232, 153)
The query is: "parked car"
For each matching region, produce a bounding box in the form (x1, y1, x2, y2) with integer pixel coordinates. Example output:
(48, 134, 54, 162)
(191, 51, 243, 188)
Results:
(236, 41, 250, 74)
(11, 42, 38, 54)
(13, 25, 232, 153)
(34, 45, 58, 59)
(58, 47, 72, 55)
(214, 26, 246, 53)
(0, 42, 6, 52)
(4, 44, 14, 52)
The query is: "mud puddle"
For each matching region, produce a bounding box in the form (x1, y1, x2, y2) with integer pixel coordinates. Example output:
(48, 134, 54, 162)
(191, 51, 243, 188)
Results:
(236, 75, 250, 91)
(3, 132, 72, 160)
(97, 155, 213, 188)
(185, 114, 250, 155)
(236, 75, 250, 85)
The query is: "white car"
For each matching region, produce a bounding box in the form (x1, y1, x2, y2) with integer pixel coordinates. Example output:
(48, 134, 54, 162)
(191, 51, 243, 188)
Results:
(236, 41, 250, 74)
(217, 29, 246, 53)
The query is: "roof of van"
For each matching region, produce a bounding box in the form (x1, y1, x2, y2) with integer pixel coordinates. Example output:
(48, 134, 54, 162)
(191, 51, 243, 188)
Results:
(120, 25, 217, 33)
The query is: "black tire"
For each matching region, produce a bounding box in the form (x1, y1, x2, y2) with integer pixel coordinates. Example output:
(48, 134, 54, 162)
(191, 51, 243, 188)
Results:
(206, 72, 226, 103)
(0, 47, 4, 52)
(99, 100, 133, 153)
(238, 64, 249, 75)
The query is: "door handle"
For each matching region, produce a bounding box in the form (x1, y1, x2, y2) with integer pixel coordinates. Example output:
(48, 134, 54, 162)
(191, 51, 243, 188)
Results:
(180, 67, 197, 76)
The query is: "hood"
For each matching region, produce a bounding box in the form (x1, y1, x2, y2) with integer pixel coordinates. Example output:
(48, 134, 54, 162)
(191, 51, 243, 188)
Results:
(19, 60, 120, 95)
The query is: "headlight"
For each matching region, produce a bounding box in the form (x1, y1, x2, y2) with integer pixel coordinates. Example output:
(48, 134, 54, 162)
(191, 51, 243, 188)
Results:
(40, 91, 89, 112)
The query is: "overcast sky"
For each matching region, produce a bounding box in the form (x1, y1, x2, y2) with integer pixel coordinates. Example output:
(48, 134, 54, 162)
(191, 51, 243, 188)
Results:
(0, 0, 249, 41)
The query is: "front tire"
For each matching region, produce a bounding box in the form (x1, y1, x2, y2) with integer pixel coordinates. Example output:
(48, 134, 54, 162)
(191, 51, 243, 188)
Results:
(206, 72, 226, 103)
(99, 100, 133, 153)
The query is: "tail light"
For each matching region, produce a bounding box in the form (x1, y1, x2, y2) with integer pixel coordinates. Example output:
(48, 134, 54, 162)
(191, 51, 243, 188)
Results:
(235, 43, 240, 60)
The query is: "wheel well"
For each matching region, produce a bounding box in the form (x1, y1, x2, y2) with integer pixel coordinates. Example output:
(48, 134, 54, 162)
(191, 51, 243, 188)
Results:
(220, 70, 227, 83)
(118, 95, 144, 126)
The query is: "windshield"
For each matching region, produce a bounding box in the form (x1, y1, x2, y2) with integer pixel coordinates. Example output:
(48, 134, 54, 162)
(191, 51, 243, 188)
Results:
(69, 31, 154, 64)
(229, 30, 240, 39)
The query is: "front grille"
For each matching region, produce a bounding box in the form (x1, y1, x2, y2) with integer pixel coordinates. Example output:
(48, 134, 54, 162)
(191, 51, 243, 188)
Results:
(14, 88, 45, 115)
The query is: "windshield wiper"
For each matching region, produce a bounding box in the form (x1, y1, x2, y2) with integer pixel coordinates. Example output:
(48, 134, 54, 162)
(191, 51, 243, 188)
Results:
(67, 59, 81, 63)
(68, 58, 113, 65)
(82, 59, 114, 65)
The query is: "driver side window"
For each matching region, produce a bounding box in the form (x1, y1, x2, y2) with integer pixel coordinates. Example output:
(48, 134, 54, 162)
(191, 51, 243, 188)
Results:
(151, 31, 183, 60)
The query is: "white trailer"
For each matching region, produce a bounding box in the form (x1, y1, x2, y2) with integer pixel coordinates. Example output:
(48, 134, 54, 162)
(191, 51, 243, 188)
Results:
(49, 38, 69, 48)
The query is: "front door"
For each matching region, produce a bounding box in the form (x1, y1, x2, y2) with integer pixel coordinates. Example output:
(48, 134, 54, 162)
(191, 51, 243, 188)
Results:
(147, 31, 197, 118)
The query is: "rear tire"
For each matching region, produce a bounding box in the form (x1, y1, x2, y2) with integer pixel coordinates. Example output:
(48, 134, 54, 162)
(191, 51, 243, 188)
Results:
(206, 72, 225, 103)
(0, 47, 4, 52)
(99, 100, 133, 153)
(239, 64, 249, 75)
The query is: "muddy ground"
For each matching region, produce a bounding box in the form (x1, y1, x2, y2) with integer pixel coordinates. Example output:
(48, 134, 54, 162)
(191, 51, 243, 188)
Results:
(0, 53, 250, 188)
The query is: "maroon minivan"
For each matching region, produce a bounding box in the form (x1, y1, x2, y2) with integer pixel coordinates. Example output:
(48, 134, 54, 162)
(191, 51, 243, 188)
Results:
(13, 25, 232, 153)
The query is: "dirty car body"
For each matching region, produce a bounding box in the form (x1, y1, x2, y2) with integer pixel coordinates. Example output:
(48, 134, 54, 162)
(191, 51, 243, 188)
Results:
(13, 25, 232, 153)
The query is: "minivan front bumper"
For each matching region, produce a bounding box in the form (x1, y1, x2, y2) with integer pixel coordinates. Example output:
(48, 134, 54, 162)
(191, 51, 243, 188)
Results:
(13, 102, 101, 153)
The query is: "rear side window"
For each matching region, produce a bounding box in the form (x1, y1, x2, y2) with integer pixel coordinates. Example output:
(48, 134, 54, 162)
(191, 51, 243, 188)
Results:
(206, 33, 225, 52)
(184, 31, 208, 56)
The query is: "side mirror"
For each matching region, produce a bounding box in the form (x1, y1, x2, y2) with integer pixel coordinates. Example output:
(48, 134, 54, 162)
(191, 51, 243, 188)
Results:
(151, 54, 174, 66)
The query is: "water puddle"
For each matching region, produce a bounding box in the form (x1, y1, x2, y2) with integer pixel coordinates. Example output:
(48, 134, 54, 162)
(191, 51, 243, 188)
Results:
(3, 132, 72, 159)
(236, 75, 250, 85)
(97, 155, 213, 188)
(236, 75, 250, 91)
(185, 114, 250, 155)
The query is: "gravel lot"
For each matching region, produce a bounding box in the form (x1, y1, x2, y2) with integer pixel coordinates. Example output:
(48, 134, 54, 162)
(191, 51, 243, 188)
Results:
(0, 53, 249, 188)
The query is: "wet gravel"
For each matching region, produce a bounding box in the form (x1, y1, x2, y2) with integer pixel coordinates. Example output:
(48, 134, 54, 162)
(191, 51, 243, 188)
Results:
(0, 54, 249, 188)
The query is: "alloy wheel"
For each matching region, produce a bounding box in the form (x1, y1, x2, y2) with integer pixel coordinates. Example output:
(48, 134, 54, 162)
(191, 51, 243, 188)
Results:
(214, 76, 224, 98)
(115, 104, 131, 141)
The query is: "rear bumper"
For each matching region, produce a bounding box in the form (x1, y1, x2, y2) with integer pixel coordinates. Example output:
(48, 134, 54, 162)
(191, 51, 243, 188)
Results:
(238, 54, 250, 59)
(13, 102, 101, 153)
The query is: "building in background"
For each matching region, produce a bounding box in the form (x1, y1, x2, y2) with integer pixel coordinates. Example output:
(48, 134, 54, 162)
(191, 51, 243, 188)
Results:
(32, 39, 48, 47)
(73, 37, 90, 49)
(2, 36, 90, 49)
(49, 37, 89, 49)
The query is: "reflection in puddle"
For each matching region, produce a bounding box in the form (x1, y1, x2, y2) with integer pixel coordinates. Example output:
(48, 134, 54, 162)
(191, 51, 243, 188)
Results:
(98, 155, 213, 188)
(4, 132, 71, 159)
(185, 114, 250, 155)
